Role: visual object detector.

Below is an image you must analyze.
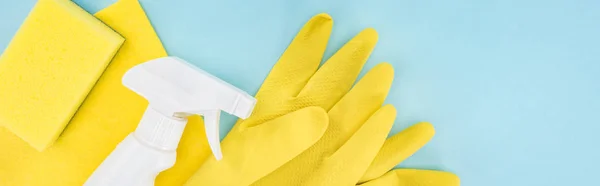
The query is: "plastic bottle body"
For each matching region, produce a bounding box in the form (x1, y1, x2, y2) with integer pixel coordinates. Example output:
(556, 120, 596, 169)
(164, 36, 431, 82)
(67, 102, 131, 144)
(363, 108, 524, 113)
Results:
(84, 134, 176, 186)
(85, 108, 186, 186)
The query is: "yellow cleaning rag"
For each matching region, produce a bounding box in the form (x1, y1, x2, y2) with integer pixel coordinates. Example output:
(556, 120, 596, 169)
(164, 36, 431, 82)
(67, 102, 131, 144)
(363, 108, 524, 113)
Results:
(0, 0, 175, 185)
(0, 0, 124, 151)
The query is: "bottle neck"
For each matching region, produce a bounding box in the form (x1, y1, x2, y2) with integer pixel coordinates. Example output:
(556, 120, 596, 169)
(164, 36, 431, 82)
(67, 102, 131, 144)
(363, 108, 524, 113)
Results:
(134, 107, 187, 151)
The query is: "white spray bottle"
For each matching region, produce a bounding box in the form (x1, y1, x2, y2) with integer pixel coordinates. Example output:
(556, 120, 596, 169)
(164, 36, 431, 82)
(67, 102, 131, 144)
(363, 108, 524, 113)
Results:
(84, 57, 256, 186)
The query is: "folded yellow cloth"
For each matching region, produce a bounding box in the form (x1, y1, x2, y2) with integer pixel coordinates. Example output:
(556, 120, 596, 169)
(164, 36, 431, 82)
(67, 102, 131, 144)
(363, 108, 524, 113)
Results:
(0, 0, 124, 151)
(0, 0, 171, 185)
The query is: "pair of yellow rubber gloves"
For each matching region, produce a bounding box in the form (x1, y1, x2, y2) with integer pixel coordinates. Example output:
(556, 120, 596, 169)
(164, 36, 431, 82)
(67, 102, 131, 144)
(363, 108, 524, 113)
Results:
(0, 0, 459, 185)
(182, 13, 460, 185)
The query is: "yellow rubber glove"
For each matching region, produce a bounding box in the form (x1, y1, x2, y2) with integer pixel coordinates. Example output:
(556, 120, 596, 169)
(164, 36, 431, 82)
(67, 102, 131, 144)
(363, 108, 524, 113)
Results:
(184, 13, 390, 186)
(176, 12, 460, 186)
(357, 123, 461, 186)
(242, 14, 459, 186)
(185, 13, 459, 186)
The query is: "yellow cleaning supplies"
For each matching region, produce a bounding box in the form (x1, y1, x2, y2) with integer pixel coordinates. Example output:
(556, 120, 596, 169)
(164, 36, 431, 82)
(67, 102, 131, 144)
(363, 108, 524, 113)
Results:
(0, 0, 175, 185)
(0, 0, 124, 151)
(184, 13, 460, 186)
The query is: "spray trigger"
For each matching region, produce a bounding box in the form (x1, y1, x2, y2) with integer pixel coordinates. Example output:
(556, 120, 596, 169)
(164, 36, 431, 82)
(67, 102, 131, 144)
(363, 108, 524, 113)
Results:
(122, 57, 256, 161)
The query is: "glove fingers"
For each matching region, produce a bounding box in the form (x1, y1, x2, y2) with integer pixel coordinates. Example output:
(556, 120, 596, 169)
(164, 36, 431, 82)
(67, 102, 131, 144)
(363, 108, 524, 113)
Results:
(326, 63, 394, 147)
(359, 169, 460, 186)
(319, 105, 396, 185)
(185, 106, 328, 186)
(360, 122, 435, 182)
(296, 28, 379, 110)
(256, 13, 332, 99)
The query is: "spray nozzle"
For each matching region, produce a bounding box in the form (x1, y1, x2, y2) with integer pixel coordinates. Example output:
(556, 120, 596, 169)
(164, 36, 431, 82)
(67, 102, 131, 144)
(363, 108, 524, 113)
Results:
(122, 57, 256, 160)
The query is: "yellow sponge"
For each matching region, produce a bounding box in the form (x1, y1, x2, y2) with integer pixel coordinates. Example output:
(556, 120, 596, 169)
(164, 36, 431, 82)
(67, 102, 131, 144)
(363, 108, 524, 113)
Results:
(0, 0, 124, 151)
(0, 0, 170, 185)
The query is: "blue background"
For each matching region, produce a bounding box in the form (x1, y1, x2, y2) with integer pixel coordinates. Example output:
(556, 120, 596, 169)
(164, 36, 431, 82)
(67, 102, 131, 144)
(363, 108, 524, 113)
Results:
(1, 0, 599, 185)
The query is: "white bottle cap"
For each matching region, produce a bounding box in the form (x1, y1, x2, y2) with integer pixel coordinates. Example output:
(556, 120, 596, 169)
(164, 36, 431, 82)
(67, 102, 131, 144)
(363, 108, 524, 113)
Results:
(134, 107, 187, 151)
